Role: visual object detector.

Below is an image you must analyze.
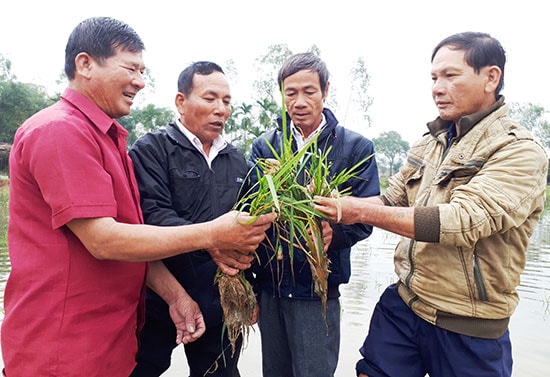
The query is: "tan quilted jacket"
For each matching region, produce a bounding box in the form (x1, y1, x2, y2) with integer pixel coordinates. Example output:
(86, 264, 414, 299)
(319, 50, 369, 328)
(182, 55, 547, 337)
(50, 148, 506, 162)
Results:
(383, 98, 548, 338)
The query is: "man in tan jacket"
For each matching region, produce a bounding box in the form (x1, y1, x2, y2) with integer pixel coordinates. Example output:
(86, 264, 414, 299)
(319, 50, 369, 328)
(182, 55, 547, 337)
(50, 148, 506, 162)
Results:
(315, 31, 548, 377)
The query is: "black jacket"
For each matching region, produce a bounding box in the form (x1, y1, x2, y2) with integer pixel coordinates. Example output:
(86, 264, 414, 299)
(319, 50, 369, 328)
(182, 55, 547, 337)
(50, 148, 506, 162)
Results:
(248, 108, 380, 300)
(129, 122, 248, 325)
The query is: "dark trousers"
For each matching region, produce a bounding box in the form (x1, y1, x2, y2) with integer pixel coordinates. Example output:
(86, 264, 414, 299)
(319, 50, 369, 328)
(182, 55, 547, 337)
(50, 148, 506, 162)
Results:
(258, 291, 341, 377)
(356, 283, 513, 377)
(130, 315, 242, 377)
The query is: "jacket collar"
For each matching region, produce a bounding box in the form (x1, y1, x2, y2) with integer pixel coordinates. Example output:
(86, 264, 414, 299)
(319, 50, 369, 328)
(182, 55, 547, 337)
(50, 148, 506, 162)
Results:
(276, 108, 339, 142)
(427, 96, 505, 139)
(166, 122, 193, 147)
(165, 122, 235, 155)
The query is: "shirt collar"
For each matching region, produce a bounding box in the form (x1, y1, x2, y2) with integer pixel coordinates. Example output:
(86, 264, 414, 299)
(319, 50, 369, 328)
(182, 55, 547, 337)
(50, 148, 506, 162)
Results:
(176, 119, 227, 167)
(291, 113, 327, 150)
(61, 87, 126, 136)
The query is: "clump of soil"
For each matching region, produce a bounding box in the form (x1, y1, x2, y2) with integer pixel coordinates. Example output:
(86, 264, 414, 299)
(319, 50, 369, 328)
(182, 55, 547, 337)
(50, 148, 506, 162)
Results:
(217, 273, 257, 355)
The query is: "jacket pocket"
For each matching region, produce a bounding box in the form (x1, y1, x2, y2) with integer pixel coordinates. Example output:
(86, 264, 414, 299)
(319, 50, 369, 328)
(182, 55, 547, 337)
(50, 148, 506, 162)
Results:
(432, 160, 483, 203)
(402, 156, 425, 182)
(169, 168, 207, 218)
(434, 159, 483, 187)
(473, 253, 489, 301)
(399, 156, 425, 206)
(459, 249, 489, 303)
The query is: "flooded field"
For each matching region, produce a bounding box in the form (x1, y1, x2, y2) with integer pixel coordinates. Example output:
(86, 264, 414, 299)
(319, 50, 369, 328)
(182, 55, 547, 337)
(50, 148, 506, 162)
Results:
(1, 185, 548, 376)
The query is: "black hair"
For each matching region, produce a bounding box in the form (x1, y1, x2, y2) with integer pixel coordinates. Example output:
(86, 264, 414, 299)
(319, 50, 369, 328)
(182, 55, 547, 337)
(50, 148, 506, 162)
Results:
(64, 17, 145, 80)
(432, 31, 506, 96)
(277, 52, 329, 94)
(177, 61, 225, 96)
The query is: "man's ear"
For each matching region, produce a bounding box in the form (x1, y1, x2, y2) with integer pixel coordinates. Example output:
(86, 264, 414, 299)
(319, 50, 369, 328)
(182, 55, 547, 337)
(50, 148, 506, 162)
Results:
(74, 52, 94, 79)
(175, 92, 186, 115)
(484, 65, 502, 93)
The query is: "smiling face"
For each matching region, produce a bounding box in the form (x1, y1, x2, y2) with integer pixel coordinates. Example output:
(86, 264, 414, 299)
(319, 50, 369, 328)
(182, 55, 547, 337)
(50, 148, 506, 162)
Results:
(176, 71, 231, 151)
(83, 48, 145, 119)
(431, 46, 501, 124)
(282, 69, 328, 138)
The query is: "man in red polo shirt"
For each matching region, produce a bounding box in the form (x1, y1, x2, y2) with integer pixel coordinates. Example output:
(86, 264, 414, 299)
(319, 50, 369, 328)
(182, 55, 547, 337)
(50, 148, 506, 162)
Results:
(1, 17, 274, 377)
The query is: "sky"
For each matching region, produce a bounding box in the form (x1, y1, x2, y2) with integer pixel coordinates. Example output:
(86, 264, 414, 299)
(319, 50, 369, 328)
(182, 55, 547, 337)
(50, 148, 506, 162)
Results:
(1, 0, 549, 144)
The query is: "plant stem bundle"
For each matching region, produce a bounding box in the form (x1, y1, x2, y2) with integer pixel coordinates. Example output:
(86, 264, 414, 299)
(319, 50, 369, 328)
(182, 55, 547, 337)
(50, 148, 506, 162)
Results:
(216, 89, 372, 351)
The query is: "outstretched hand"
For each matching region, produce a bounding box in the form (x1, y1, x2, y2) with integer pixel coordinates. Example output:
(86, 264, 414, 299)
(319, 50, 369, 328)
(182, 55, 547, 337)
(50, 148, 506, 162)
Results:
(206, 211, 276, 274)
(209, 211, 276, 253)
(314, 196, 355, 224)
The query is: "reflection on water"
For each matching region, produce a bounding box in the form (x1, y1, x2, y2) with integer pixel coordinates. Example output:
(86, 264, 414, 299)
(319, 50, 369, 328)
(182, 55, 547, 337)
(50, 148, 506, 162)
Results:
(520, 214, 550, 303)
(0, 208, 549, 376)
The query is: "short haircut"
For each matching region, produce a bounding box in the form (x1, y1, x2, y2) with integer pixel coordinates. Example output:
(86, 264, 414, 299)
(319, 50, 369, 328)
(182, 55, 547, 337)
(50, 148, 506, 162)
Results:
(177, 61, 225, 96)
(432, 31, 506, 96)
(64, 17, 145, 80)
(277, 52, 329, 94)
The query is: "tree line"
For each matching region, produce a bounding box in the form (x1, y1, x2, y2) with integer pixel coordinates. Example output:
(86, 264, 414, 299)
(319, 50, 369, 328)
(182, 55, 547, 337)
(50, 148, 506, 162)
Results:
(1, 47, 549, 181)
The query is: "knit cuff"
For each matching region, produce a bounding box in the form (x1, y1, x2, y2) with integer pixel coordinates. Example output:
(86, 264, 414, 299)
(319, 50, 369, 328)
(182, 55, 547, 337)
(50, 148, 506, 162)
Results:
(414, 206, 440, 243)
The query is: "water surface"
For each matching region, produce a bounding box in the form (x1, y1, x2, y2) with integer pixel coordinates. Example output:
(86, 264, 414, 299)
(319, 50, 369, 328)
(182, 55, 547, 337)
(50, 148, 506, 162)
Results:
(1, 213, 549, 376)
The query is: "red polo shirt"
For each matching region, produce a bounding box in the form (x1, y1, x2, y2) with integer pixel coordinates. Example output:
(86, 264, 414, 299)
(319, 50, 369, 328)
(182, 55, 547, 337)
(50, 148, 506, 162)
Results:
(2, 88, 147, 376)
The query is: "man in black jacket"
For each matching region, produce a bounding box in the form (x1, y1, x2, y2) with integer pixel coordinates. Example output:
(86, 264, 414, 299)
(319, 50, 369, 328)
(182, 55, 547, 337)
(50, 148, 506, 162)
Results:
(129, 61, 247, 377)
(249, 52, 380, 377)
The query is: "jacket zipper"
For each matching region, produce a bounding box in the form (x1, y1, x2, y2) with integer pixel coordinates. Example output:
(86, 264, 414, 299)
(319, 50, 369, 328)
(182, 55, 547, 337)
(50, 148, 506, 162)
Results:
(405, 136, 446, 288)
(445, 133, 489, 302)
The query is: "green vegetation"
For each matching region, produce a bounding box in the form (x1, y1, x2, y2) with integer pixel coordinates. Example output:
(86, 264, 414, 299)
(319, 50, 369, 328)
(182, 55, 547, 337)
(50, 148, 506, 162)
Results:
(0, 183, 8, 252)
(372, 131, 409, 177)
(379, 176, 390, 192)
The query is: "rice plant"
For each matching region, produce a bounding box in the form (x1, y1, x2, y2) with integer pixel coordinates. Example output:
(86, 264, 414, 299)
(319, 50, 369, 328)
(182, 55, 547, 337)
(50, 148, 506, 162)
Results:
(216, 88, 373, 353)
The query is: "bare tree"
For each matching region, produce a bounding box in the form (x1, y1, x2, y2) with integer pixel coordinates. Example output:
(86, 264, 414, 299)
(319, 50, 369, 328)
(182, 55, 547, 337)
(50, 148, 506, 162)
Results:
(509, 102, 550, 150)
(346, 57, 373, 127)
